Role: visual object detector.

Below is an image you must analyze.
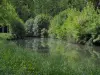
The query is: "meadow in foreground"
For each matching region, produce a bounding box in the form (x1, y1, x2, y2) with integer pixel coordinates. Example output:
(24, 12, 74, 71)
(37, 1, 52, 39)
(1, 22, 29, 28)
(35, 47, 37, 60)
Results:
(0, 40, 100, 75)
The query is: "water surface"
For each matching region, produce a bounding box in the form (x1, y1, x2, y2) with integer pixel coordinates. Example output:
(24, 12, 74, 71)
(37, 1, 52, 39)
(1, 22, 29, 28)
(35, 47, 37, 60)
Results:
(13, 38, 100, 53)
(12, 38, 100, 68)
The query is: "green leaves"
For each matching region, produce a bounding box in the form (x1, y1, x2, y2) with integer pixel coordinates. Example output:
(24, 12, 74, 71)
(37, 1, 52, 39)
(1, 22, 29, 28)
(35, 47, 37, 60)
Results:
(49, 3, 100, 44)
(0, 0, 19, 24)
(33, 14, 51, 37)
(25, 18, 34, 36)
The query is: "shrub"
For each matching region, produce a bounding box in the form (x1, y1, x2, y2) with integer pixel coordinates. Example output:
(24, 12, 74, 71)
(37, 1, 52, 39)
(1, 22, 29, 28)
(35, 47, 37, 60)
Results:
(11, 19, 25, 38)
(49, 3, 100, 45)
(49, 10, 68, 39)
(41, 28, 48, 38)
(33, 14, 51, 37)
(25, 18, 34, 36)
(61, 8, 80, 41)
(76, 3, 100, 44)
(61, 3, 100, 44)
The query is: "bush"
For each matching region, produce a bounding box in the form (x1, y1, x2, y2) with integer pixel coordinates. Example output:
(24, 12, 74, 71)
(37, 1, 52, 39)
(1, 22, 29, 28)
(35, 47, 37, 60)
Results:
(41, 28, 48, 38)
(75, 3, 100, 44)
(49, 3, 100, 45)
(25, 18, 34, 36)
(33, 14, 51, 37)
(49, 10, 68, 39)
(61, 8, 80, 41)
(61, 3, 100, 44)
(11, 19, 26, 38)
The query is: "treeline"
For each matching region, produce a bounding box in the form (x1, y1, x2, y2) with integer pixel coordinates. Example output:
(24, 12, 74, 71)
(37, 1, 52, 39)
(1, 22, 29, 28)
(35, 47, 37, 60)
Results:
(0, 0, 100, 45)
(6, 0, 87, 21)
(49, 3, 100, 45)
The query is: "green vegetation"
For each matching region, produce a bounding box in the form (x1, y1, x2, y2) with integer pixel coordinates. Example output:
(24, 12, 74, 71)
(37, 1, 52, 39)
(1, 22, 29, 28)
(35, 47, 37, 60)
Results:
(0, 0, 100, 74)
(25, 18, 34, 37)
(8, 0, 86, 18)
(25, 14, 51, 37)
(0, 0, 25, 39)
(33, 14, 51, 37)
(11, 19, 25, 38)
(49, 10, 68, 39)
(0, 33, 12, 40)
(0, 40, 100, 75)
(0, 0, 100, 45)
(49, 3, 100, 45)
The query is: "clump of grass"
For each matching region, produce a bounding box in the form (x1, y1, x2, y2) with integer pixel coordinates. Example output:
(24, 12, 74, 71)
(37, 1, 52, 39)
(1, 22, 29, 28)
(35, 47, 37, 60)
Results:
(0, 33, 13, 40)
(0, 40, 100, 75)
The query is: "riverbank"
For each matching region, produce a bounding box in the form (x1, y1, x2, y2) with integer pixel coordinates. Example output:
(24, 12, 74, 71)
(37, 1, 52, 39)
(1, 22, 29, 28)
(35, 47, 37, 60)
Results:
(0, 40, 100, 75)
(1, 32, 100, 47)
(0, 33, 13, 40)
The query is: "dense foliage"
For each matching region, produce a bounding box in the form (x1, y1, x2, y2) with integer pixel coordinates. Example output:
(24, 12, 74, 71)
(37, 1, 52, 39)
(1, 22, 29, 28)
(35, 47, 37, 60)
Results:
(0, 0, 25, 38)
(1, 0, 100, 75)
(33, 14, 51, 37)
(11, 19, 25, 38)
(25, 18, 34, 36)
(49, 3, 100, 45)
(0, 0, 18, 24)
(49, 10, 68, 38)
(8, 0, 86, 18)
(0, 0, 100, 43)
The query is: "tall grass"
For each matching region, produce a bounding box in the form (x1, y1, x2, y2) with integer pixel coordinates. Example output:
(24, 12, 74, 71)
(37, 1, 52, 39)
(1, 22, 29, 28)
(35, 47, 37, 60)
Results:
(0, 33, 13, 40)
(0, 40, 100, 75)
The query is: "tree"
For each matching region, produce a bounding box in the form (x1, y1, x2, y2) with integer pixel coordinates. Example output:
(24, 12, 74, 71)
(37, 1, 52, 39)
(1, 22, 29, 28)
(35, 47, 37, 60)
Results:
(33, 14, 50, 37)
(0, 0, 18, 24)
(0, 0, 25, 38)
(8, 0, 35, 21)
(88, 0, 100, 9)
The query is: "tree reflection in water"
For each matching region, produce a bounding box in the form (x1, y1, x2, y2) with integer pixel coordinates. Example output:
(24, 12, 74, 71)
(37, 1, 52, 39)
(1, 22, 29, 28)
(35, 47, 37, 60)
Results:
(13, 38, 100, 64)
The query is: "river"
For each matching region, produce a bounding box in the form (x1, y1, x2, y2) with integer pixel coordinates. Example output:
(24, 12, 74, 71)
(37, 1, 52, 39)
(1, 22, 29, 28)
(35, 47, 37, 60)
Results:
(12, 38, 100, 57)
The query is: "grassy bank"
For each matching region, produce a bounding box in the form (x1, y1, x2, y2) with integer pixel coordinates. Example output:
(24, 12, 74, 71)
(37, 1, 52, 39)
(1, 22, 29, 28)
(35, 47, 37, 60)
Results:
(0, 33, 13, 40)
(0, 40, 100, 75)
